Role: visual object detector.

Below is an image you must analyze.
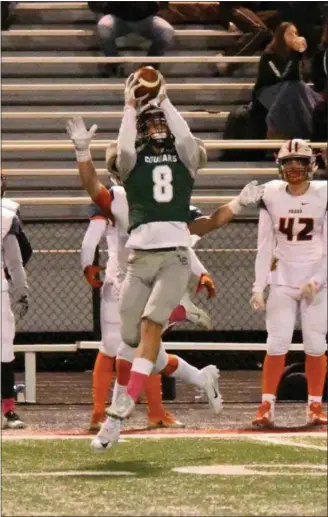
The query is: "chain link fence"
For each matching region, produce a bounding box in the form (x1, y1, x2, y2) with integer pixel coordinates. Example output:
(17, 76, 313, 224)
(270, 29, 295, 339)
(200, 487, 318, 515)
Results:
(13, 218, 272, 337)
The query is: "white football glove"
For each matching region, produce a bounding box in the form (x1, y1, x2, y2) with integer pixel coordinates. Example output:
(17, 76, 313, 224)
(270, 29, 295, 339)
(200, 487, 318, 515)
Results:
(228, 181, 264, 215)
(239, 180, 265, 206)
(16, 294, 29, 319)
(124, 73, 149, 108)
(250, 292, 266, 311)
(299, 281, 319, 302)
(156, 71, 167, 104)
(66, 116, 97, 151)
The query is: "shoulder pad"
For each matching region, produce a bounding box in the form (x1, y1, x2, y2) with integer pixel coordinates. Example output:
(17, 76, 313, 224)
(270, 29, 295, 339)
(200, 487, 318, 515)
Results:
(311, 180, 328, 205)
(106, 142, 118, 173)
(87, 202, 106, 220)
(262, 179, 285, 201)
(194, 137, 207, 169)
(1, 197, 19, 213)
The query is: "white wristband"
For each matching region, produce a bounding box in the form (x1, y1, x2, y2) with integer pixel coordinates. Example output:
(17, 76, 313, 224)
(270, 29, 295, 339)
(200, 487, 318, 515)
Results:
(75, 149, 91, 162)
(228, 197, 243, 215)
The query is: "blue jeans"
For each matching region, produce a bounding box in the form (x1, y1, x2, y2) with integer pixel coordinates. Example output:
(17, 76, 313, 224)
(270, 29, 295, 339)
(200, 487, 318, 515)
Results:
(97, 14, 174, 57)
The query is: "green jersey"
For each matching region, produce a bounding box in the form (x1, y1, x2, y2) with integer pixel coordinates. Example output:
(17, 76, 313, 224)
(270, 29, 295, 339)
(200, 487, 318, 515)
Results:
(123, 145, 194, 233)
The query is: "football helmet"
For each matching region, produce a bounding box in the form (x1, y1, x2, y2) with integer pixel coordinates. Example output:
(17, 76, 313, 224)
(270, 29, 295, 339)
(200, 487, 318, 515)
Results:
(136, 107, 174, 153)
(189, 205, 203, 222)
(276, 139, 316, 183)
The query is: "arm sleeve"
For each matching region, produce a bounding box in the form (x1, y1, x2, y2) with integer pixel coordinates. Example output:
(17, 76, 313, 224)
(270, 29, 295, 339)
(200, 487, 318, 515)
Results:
(81, 218, 107, 271)
(310, 214, 327, 288)
(160, 97, 200, 176)
(3, 234, 28, 299)
(116, 105, 138, 180)
(252, 208, 275, 293)
(189, 247, 208, 277)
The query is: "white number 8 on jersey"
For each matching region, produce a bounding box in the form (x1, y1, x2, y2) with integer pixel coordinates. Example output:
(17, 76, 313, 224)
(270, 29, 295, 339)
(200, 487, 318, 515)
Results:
(152, 165, 173, 203)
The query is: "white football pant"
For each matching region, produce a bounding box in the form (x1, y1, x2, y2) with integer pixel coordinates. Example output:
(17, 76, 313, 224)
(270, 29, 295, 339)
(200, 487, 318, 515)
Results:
(1, 291, 15, 363)
(266, 285, 327, 356)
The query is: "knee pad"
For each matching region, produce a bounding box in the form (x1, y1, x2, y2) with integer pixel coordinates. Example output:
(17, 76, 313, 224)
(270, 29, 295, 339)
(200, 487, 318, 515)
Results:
(303, 334, 327, 357)
(100, 323, 121, 357)
(266, 338, 290, 356)
(1, 361, 15, 400)
(116, 342, 135, 364)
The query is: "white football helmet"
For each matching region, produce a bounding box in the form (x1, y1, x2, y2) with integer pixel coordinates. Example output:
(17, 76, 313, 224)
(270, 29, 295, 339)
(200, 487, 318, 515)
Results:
(276, 139, 316, 183)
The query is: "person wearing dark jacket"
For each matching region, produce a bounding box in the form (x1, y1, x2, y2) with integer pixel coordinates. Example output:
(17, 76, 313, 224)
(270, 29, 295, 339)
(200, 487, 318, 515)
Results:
(88, 2, 173, 74)
(252, 22, 321, 139)
(311, 18, 328, 146)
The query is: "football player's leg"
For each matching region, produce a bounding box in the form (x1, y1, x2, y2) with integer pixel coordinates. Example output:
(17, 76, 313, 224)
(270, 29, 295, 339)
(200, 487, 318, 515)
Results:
(108, 250, 190, 420)
(90, 283, 119, 430)
(1, 291, 25, 429)
(107, 258, 153, 419)
(153, 343, 222, 414)
(301, 287, 327, 425)
(168, 291, 212, 330)
(253, 286, 298, 427)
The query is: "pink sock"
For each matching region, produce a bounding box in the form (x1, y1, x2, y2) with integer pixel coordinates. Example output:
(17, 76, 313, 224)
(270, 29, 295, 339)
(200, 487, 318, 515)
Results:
(127, 371, 149, 402)
(2, 398, 15, 415)
(169, 305, 186, 324)
(127, 358, 154, 403)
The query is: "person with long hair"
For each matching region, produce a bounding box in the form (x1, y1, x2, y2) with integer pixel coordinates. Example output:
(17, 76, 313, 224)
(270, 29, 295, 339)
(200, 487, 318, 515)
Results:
(252, 22, 321, 139)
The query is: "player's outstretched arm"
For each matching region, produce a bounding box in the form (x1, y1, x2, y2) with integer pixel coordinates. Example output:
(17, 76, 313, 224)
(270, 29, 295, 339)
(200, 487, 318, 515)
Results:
(66, 116, 101, 198)
(81, 217, 107, 289)
(116, 74, 144, 180)
(66, 116, 114, 221)
(189, 181, 265, 237)
(250, 206, 275, 311)
(156, 74, 202, 175)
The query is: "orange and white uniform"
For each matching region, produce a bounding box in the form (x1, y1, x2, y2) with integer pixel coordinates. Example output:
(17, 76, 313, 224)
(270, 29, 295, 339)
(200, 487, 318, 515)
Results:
(254, 179, 327, 356)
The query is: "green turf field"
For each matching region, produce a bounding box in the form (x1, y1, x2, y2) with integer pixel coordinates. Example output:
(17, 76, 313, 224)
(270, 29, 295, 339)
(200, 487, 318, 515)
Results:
(2, 435, 327, 516)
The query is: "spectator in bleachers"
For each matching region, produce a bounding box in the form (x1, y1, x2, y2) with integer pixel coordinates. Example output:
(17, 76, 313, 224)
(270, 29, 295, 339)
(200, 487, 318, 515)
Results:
(311, 17, 328, 143)
(252, 22, 321, 139)
(214, 2, 276, 77)
(88, 2, 173, 76)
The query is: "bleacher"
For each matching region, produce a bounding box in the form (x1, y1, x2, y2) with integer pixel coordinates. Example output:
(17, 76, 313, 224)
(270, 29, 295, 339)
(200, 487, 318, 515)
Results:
(2, 2, 326, 396)
(5, 1, 326, 219)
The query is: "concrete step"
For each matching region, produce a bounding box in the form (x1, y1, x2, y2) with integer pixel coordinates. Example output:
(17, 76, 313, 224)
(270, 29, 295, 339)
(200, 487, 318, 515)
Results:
(1, 107, 231, 132)
(2, 81, 253, 106)
(2, 52, 259, 78)
(13, 2, 221, 27)
(2, 28, 239, 51)
(4, 166, 277, 191)
(2, 132, 224, 141)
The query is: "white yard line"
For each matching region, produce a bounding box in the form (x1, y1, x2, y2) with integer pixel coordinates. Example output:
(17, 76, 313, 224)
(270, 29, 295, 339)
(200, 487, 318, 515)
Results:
(2, 470, 135, 477)
(1, 430, 326, 441)
(247, 435, 327, 451)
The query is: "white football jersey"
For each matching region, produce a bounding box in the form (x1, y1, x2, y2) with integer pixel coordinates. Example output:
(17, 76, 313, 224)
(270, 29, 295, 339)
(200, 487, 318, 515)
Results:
(1, 204, 17, 292)
(258, 180, 327, 288)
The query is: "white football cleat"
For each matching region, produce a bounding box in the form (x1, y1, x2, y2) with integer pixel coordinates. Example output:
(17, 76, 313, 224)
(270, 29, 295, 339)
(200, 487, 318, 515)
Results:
(91, 417, 121, 452)
(180, 292, 212, 330)
(106, 393, 135, 420)
(199, 365, 223, 414)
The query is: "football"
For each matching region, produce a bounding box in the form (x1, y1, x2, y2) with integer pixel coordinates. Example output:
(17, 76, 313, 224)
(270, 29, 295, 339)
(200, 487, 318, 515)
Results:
(134, 66, 161, 101)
